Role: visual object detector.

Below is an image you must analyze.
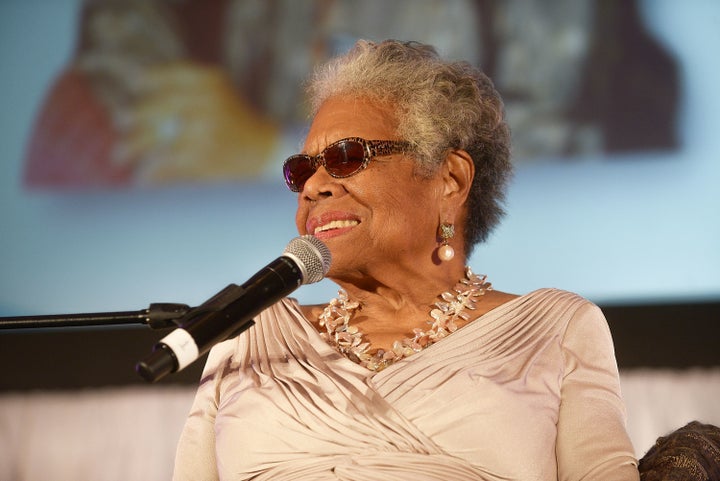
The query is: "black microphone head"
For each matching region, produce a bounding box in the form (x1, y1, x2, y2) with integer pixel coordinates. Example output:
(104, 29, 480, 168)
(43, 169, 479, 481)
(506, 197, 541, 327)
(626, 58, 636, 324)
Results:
(283, 235, 331, 284)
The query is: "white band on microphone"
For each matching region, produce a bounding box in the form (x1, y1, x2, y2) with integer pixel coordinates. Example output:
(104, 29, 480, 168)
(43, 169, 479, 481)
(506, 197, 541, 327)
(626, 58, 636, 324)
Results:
(159, 328, 199, 370)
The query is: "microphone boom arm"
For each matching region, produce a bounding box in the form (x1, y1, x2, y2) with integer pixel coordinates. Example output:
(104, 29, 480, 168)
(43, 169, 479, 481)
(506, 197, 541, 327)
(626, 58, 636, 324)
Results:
(0, 303, 192, 330)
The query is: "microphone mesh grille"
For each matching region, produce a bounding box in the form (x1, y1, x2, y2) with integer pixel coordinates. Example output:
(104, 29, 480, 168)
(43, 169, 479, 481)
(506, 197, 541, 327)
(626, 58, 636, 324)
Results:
(284, 235, 332, 284)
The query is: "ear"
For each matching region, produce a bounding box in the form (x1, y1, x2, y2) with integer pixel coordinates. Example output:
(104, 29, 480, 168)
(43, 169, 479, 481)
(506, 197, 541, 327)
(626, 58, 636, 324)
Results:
(440, 149, 474, 216)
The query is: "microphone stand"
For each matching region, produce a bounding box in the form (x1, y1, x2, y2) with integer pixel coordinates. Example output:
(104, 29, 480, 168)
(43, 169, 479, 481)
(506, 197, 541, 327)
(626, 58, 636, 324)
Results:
(0, 303, 202, 390)
(0, 303, 191, 331)
(0, 296, 256, 383)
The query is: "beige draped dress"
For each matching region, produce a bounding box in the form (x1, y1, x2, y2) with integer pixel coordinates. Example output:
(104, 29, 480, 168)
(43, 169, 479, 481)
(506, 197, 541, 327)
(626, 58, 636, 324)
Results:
(173, 288, 639, 480)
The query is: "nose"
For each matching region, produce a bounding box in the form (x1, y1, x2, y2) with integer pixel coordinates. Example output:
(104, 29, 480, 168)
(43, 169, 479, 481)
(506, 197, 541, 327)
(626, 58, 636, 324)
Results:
(301, 164, 341, 199)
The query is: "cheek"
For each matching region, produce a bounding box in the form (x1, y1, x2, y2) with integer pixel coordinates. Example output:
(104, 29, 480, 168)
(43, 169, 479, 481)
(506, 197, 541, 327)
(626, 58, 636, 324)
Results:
(371, 184, 437, 235)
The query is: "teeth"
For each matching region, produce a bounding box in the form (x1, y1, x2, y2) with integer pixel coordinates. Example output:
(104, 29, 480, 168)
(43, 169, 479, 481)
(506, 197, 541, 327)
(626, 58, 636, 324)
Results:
(314, 219, 358, 234)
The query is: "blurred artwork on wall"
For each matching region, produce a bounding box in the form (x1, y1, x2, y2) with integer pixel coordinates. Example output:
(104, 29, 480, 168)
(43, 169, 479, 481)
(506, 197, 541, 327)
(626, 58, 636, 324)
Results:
(22, 0, 680, 190)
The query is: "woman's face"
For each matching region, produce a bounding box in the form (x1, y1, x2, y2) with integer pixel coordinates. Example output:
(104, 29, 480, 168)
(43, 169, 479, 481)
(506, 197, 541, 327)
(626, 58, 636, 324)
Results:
(294, 95, 445, 278)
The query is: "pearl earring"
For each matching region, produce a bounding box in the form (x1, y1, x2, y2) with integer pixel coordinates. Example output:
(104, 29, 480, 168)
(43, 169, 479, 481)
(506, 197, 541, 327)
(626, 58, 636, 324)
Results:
(438, 222, 455, 261)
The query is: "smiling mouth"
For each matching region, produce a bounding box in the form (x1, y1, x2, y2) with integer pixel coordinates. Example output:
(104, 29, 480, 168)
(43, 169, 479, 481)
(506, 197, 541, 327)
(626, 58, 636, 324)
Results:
(314, 219, 359, 235)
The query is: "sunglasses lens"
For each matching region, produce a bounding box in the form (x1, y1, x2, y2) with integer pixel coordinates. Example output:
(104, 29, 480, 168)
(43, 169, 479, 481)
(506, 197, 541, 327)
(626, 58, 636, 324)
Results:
(324, 140, 366, 177)
(283, 155, 314, 192)
(283, 140, 368, 191)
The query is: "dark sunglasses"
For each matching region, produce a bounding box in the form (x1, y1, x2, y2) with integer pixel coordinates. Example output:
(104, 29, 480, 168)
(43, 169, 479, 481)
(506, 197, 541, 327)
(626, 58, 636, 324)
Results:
(282, 137, 411, 192)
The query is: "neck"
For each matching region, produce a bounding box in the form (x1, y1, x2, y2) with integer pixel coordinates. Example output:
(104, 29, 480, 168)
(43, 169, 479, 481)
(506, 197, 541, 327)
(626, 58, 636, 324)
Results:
(329, 259, 467, 318)
(316, 266, 492, 372)
(321, 259, 470, 350)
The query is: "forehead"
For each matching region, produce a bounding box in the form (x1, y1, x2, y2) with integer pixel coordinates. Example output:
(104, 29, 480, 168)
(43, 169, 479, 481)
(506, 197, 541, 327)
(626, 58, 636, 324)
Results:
(303, 96, 399, 153)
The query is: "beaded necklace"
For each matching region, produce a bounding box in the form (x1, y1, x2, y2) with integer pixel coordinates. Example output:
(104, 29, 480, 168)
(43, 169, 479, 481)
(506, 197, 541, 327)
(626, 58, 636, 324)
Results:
(318, 267, 491, 372)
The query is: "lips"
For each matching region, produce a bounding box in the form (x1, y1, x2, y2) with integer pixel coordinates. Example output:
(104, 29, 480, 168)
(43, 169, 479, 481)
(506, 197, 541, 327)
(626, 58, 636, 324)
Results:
(307, 212, 360, 238)
(314, 219, 359, 234)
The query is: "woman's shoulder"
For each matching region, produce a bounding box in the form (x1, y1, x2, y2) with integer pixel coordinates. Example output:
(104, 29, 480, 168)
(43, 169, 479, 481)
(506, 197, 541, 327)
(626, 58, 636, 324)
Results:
(481, 287, 604, 332)
(518, 287, 597, 307)
(472, 288, 520, 318)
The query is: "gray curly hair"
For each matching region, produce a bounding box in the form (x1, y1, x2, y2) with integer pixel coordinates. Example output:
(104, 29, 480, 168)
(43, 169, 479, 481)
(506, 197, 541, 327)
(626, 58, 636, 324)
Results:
(307, 39, 513, 255)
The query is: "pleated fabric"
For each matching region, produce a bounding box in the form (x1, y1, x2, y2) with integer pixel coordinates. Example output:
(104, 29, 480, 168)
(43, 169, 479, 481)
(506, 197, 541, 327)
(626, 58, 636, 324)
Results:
(173, 289, 639, 481)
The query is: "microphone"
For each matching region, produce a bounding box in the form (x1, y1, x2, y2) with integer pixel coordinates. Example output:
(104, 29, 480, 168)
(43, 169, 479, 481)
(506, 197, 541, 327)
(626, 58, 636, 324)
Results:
(135, 235, 331, 382)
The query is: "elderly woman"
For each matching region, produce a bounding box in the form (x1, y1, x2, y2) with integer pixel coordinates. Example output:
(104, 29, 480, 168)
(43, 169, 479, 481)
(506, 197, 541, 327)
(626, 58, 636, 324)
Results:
(173, 40, 639, 480)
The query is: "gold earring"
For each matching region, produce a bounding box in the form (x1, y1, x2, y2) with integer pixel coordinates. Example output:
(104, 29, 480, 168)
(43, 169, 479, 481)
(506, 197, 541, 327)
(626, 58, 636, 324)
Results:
(438, 222, 455, 261)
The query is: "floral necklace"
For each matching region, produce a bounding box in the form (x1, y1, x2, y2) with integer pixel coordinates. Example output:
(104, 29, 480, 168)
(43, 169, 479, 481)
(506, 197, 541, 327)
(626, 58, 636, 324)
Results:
(318, 267, 491, 372)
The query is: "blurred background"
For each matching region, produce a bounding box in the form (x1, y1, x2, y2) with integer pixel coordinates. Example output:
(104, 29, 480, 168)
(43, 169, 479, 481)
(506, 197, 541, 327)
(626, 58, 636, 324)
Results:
(0, 0, 718, 480)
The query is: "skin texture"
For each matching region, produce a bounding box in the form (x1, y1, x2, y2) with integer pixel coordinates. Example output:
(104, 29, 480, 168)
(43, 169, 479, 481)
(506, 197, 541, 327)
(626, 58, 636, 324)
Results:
(294, 95, 516, 351)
